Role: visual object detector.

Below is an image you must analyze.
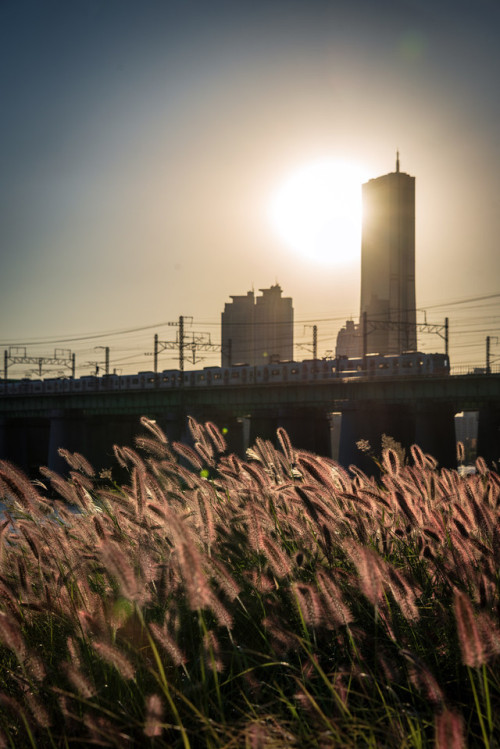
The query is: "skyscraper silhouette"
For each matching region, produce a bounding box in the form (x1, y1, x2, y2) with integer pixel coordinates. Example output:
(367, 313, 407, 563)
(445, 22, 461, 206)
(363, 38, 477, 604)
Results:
(360, 154, 417, 354)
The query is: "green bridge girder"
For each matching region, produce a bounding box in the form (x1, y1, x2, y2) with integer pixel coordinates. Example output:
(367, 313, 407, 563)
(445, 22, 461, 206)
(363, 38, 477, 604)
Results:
(1, 373, 499, 418)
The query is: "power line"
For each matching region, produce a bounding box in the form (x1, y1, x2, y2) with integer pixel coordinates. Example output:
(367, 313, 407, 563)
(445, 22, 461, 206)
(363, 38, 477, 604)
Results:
(418, 292, 500, 311)
(0, 320, 178, 347)
(5, 292, 497, 348)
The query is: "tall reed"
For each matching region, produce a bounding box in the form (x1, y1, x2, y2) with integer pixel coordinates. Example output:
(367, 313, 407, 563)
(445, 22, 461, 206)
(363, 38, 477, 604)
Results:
(0, 416, 498, 747)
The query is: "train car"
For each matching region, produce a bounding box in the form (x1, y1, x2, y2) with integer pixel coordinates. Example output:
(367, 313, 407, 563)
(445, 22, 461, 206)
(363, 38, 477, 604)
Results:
(158, 369, 182, 388)
(137, 371, 157, 389)
(193, 368, 222, 386)
(0, 351, 450, 397)
(182, 371, 197, 387)
(200, 366, 224, 386)
(70, 378, 83, 392)
(281, 361, 302, 382)
(222, 364, 251, 386)
(100, 374, 121, 390)
(339, 352, 450, 378)
(79, 375, 100, 391)
(119, 374, 141, 390)
(6, 380, 21, 394)
(300, 359, 336, 381)
(426, 353, 449, 375)
(9, 378, 35, 394)
(42, 378, 64, 393)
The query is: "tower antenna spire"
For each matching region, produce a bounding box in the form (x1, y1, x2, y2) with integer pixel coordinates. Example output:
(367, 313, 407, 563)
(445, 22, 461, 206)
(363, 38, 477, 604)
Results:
(396, 150, 400, 173)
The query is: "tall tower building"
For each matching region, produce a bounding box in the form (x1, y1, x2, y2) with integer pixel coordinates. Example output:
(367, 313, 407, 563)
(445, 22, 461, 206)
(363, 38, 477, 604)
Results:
(221, 284, 293, 366)
(360, 154, 417, 354)
(221, 290, 255, 367)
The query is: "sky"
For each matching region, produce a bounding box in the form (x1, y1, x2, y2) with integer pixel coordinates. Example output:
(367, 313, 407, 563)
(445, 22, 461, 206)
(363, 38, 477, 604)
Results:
(1, 0, 500, 376)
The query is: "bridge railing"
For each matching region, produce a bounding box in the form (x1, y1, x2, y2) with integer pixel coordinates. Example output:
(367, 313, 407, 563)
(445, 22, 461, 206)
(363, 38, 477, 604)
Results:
(450, 365, 500, 376)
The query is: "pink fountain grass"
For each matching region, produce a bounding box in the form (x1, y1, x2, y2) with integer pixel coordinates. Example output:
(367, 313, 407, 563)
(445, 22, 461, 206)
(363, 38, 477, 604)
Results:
(0, 417, 497, 746)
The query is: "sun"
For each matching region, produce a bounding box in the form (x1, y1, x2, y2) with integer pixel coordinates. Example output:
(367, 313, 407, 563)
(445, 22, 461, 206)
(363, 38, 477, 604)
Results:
(269, 159, 367, 266)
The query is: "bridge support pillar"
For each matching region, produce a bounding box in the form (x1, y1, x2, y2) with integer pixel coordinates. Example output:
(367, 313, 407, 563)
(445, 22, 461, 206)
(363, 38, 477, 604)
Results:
(327, 412, 342, 462)
(275, 408, 330, 456)
(414, 404, 456, 468)
(477, 406, 500, 467)
(0, 418, 50, 477)
(237, 416, 251, 457)
(48, 410, 85, 475)
(248, 414, 278, 448)
(338, 402, 415, 473)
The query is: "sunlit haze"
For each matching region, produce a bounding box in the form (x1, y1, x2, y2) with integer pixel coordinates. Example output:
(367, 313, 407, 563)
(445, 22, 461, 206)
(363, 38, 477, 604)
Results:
(269, 160, 367, 266)
(1, 0, 500, 376)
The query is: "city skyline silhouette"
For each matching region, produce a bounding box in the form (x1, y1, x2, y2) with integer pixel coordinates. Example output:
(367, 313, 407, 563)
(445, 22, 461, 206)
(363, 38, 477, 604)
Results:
(1, 0, 499, 376)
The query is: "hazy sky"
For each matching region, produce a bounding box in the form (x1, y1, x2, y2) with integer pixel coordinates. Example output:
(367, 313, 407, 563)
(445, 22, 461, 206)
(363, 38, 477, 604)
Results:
(1, 0, 500, 376)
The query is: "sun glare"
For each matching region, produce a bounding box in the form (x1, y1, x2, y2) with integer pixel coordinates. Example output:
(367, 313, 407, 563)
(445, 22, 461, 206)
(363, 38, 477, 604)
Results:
(269, 159, 367, 266)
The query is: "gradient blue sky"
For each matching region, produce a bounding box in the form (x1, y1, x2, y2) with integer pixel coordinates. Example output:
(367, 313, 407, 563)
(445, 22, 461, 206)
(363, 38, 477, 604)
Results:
(1, 0, 499, 375)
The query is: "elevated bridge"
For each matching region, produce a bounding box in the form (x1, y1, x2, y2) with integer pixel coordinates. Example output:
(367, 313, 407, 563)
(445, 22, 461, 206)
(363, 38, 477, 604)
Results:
(1, 373, 499, 476)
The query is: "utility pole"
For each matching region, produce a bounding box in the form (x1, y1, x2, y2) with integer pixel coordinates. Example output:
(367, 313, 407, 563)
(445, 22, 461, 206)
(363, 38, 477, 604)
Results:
(299, 325, 319, 363)
(362, 311, 368, 368)
(152, 317, 220, 372)
(4, 347, 75, 380)
(95, 346, 110, 375)
(486, 336, 499, 374)
(163, 316, 192, 372)
(179, 315, 184, 373)
(363, 316, 448, 356)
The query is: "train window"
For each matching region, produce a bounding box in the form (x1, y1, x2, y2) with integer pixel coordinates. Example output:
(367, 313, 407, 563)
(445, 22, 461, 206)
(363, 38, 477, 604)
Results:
(132, 377, 139, 384)
(291, 368, 299, 375)
(163, 376, 169, 382)
(199, 374, 205, 381)
(231, 371, 240, 379)
(271, 369, 280, 376)
(213, 373, 221, 380)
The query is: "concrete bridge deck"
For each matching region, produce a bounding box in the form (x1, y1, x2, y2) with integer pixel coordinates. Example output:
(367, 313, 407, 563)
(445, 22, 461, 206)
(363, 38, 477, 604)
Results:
(1, 373, 499, 476)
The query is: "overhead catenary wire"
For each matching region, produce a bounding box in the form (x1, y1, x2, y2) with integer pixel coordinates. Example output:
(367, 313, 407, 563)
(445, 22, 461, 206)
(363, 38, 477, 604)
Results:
(2, 292, 498, 347)
(2, 291, 499, 376)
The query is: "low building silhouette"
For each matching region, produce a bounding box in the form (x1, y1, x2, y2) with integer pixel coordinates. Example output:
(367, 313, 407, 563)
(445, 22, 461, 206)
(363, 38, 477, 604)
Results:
(335, 319, 362, 357)
(221, 284, 293, 366)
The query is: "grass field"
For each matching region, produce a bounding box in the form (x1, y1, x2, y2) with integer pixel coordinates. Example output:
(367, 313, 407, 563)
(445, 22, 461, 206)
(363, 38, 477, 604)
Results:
(0, 416, 498, 747)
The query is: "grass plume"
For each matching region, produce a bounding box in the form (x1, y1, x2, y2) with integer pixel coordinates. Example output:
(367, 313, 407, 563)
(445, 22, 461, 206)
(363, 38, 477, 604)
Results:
(0, 420, 498, 746)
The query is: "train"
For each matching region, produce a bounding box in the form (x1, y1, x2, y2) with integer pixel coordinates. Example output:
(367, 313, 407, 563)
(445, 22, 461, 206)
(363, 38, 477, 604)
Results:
(0, 352, 449, 396)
